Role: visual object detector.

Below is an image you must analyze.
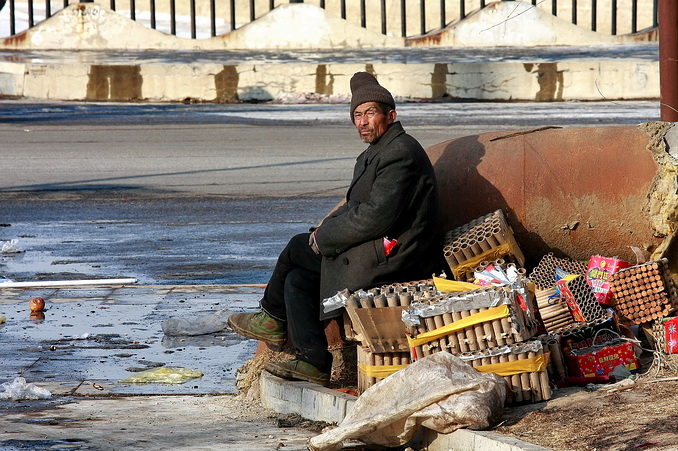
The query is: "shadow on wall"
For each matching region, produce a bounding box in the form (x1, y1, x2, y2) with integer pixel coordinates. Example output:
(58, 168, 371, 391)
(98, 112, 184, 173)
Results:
(429, 134, 553, 269)
(426, 125, 665, 269)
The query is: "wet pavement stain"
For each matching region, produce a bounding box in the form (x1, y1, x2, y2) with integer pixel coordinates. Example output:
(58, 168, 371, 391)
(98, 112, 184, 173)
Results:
(86, 65, 143, 101)
(0, 286, 262, 396)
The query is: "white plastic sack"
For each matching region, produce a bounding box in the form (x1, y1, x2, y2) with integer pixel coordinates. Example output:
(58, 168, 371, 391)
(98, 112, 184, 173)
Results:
(0, 377, 52, 400)
(161, 310, 230, 336)
(308, 352, 506, 451)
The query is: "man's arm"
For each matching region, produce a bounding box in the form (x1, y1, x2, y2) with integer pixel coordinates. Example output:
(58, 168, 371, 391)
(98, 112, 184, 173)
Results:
(314, 144, 419, 256)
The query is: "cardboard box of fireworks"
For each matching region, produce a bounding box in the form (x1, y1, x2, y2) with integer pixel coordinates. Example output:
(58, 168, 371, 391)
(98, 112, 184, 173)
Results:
(565, 337, 640, 377)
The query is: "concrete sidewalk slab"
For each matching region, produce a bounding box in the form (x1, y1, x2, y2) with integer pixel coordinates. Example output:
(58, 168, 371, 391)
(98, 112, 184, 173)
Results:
(0, 284, 551, 450)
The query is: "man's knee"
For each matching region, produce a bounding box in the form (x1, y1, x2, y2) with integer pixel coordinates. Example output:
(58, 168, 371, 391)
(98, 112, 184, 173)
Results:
(288, 232, 311, 249)
(285, 267, 320, 298)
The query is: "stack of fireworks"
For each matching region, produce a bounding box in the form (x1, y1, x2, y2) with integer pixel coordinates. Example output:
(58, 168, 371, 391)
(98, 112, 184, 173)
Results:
(401, 275, 538, 359)
(442, 210, 525, 282)
(458, 340, 552, 404)
(342, 279, 436, 392)
(528, 253, 595, 332)
(534, 286, 575, 333)
(608, 259, 678, 325)
(528, 253, 588, 288)
(556, 274, 608, 322)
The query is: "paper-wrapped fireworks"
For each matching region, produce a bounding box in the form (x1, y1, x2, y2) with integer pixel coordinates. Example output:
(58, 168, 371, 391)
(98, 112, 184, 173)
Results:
(402, 275, 538, 361)
(458, 340, 552, 404)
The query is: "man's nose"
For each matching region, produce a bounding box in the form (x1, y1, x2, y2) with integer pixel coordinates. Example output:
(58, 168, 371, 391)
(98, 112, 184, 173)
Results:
(357, 115, 368, 126)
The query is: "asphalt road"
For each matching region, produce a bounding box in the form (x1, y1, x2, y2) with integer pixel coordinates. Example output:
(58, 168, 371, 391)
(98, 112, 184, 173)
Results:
(0, 100, 662, 285)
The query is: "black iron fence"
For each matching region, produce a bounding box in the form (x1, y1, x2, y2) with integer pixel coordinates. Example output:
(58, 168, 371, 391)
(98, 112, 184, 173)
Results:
(0, 0, 660, 39)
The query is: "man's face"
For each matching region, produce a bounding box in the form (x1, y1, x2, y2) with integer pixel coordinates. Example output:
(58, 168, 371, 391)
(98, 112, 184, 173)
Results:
(353, 102, 397, 144)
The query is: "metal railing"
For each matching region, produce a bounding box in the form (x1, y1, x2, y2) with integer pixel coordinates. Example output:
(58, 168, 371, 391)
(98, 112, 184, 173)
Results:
(0, 0, 660, 39)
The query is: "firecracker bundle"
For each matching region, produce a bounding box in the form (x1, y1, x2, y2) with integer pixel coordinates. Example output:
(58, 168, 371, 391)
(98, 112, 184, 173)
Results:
(529, 253, 607, 332)
(356, 345, 411, 393)
(458, 340, 552, 404)
(608, 259, 678, 326)
(442, 210, 525, 282)
(401, 276, 538, 362)
(556, 274, 608, 322)
(337, 279, 435, 392)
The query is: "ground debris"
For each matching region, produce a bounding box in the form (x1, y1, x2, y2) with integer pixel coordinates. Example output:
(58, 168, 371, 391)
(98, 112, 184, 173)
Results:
(495, 377, 678, 451)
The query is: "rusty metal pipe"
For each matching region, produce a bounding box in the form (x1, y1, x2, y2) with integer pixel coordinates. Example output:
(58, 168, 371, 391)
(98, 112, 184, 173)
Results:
(660, 0, 678, 120)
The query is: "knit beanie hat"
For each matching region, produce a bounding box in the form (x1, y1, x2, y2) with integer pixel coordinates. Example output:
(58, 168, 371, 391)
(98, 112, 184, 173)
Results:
(349, 72, 396, 120)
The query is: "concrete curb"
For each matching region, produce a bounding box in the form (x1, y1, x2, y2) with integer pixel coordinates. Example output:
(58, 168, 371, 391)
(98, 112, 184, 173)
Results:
(259, 371, 552, 451)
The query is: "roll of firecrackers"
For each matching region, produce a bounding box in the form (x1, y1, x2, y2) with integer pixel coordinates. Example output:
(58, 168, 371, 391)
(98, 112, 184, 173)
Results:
(556, 274, 607, 323)
(609, 259, 678, 326)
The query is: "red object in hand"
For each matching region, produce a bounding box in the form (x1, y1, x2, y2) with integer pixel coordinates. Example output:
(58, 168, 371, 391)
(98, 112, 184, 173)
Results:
(383, 237, 397, 256)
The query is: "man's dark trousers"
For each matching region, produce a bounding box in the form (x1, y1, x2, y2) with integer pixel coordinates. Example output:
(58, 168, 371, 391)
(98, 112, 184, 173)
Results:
(260, 233, 332, 374)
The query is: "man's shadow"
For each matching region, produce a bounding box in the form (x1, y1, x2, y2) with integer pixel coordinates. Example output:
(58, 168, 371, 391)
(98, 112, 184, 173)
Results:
(427, 133, 553, 272)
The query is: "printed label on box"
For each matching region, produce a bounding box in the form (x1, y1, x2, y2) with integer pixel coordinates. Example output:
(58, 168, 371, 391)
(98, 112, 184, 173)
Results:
(566, 340, 639, 377)
(663, 317, 678, 354)
(586, 255, 630, 306)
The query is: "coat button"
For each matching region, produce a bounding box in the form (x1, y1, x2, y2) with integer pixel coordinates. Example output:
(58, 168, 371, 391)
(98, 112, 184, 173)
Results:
(342, 258, 349, 265)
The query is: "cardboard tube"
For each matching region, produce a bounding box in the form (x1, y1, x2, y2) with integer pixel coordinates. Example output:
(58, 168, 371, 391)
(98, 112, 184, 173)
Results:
(368, 349, 377, 387)
(470, 309, 488, 351)
(500, 316, 515, 345)
(459, 310, 478, 351)
(517, 352, 531, 402)
(507, 351, 523, 403)
(442, 312, 460, 352)
(479, 308, 498, 348)
(527, 350, 543, 402)
(452, 311, 470, 353)
(433, 314, 448, 352)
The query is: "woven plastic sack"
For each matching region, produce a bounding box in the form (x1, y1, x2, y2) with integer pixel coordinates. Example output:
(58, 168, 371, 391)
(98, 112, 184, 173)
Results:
(308, 352, 505, 451)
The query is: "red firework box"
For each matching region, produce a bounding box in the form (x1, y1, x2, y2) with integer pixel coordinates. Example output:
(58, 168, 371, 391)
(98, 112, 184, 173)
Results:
(566, 338, 640, 377)
(586, 255, 630, 306)
(664, 317, 678, 354)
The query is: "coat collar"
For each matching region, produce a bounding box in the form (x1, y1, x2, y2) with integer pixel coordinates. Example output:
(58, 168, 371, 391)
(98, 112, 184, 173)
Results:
(347, 122, 405, 199)
(361, 121, 405, 164)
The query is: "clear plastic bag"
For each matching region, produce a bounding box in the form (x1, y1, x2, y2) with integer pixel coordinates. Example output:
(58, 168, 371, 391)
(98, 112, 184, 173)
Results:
(161, 310, 230, 336)
(1, 239, 23, 254)
(0, 377, 52, 400)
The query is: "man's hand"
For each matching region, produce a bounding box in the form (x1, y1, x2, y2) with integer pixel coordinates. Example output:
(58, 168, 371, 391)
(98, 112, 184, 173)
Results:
(309, 230, 321, 255)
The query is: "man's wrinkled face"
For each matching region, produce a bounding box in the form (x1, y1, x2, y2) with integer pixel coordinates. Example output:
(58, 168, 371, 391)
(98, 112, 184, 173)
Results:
(353, 102, 397, 144)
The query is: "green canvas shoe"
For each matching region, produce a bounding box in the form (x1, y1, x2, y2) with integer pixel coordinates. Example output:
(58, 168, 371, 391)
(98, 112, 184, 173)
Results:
(227, 311, 287, 347)
(264, 359, 330, 387)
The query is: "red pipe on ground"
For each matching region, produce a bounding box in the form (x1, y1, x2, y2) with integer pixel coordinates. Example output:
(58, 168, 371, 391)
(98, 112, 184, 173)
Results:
(659, 0, 678, 121)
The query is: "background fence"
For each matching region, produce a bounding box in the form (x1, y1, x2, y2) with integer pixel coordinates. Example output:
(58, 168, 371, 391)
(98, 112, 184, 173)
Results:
(0, 0, 659, 39)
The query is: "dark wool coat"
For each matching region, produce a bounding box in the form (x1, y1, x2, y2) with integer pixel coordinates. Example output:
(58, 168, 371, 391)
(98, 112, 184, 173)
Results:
(315, 121, 442, 320)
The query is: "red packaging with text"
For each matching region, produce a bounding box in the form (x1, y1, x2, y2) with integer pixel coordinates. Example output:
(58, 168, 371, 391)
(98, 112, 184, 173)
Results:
(556, 275, 585, 322)
(566, 339, 639, 377)
(586, 255, 630, 306)
(663, 317, 678, 354)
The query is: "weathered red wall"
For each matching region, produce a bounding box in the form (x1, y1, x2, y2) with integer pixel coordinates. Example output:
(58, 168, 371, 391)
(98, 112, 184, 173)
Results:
(426, 125, 661, 268)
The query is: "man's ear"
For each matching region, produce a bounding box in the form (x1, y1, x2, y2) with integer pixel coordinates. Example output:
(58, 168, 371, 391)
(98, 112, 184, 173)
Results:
(388, 109, 397, 124)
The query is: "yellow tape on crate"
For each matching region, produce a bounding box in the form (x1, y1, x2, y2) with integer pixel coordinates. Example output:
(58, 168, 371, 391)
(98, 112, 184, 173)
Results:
(406, 305, 510, 348)
(473, 352, 550, 376)
(357, 363, 409, 379)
